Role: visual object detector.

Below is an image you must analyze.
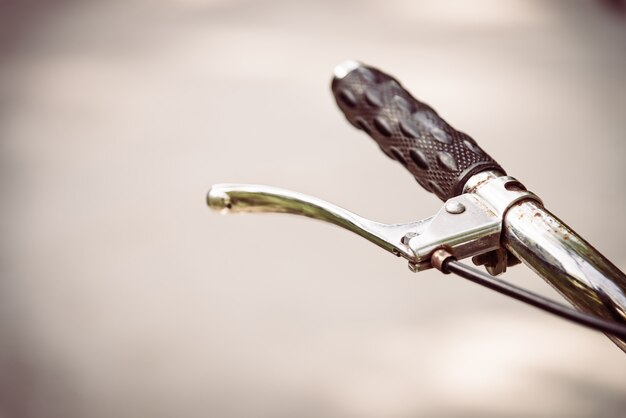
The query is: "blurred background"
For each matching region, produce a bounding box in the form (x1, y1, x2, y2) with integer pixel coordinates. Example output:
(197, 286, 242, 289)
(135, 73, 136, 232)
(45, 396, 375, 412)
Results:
(1, 0, 625, 417)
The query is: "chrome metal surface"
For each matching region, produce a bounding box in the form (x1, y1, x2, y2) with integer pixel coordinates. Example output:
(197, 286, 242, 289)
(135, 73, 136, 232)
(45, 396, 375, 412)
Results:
(445, 201, 466, 214)
(465, 173, 541, 274)
(207, 184, 430, 260)
(504, 200, 626, 351)
(401, 232, 419, 245)
(208, 184, 505, 272)
(463, 170, 503, 194)
(406, 194, 501, 271)
(467, 174, 541, 218)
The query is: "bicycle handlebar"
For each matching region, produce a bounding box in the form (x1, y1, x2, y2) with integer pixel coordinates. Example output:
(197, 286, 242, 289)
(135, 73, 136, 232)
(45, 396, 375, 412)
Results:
(207, 61, 626, 352)
(331, 62, 626, 352)
(331, 61, 503, 200)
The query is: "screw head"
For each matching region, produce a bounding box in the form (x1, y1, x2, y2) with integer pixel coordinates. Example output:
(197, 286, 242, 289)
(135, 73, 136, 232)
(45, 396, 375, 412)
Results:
(401, 231, 419, 245)
(445, 201, 466, 214)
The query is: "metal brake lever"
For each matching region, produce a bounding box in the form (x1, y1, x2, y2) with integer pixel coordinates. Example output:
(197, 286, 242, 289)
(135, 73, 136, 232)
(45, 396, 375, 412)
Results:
(207, 182, 526, 271)
(207, 184, 426, 261)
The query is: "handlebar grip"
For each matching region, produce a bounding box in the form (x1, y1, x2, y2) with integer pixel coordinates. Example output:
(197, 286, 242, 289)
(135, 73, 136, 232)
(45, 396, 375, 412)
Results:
(331, 61, 504, 201)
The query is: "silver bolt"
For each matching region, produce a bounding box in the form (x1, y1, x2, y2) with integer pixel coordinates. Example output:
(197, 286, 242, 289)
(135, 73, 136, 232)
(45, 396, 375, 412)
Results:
(401, 232, 419, 244)
(445, 201, 465, 214)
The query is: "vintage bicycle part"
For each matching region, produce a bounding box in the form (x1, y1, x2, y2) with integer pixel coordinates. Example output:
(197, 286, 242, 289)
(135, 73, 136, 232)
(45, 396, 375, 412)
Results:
(207, 61, 626, 351)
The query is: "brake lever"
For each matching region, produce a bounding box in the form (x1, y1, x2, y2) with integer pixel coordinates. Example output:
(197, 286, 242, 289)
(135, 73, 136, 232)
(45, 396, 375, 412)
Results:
(207, 176, 538, 273)
(207, 183, 428, 261)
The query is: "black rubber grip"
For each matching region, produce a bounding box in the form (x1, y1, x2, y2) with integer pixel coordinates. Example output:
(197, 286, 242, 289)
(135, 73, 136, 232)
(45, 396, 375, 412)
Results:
(331, 63, 504, 201)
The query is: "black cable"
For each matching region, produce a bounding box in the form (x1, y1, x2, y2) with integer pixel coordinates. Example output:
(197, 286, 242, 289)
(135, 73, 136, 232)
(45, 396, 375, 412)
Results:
(443, 259, 626, 339)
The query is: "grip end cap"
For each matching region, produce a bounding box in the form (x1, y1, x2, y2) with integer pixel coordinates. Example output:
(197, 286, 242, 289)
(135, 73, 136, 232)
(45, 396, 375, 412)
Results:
(333, 60, 361, 80)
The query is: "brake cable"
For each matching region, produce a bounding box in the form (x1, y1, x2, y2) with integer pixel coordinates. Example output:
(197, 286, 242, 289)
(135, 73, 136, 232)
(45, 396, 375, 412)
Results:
(435, 253, 626, 339)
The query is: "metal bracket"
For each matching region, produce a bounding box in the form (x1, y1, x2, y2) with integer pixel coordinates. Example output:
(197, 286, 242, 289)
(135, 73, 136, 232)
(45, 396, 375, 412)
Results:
(464, 172, 543, 274)
(404, 193, 501, 271)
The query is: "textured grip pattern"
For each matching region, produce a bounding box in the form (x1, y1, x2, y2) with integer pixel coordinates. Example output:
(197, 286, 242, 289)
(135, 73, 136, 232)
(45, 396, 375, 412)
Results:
(331, 64, 504, 201)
